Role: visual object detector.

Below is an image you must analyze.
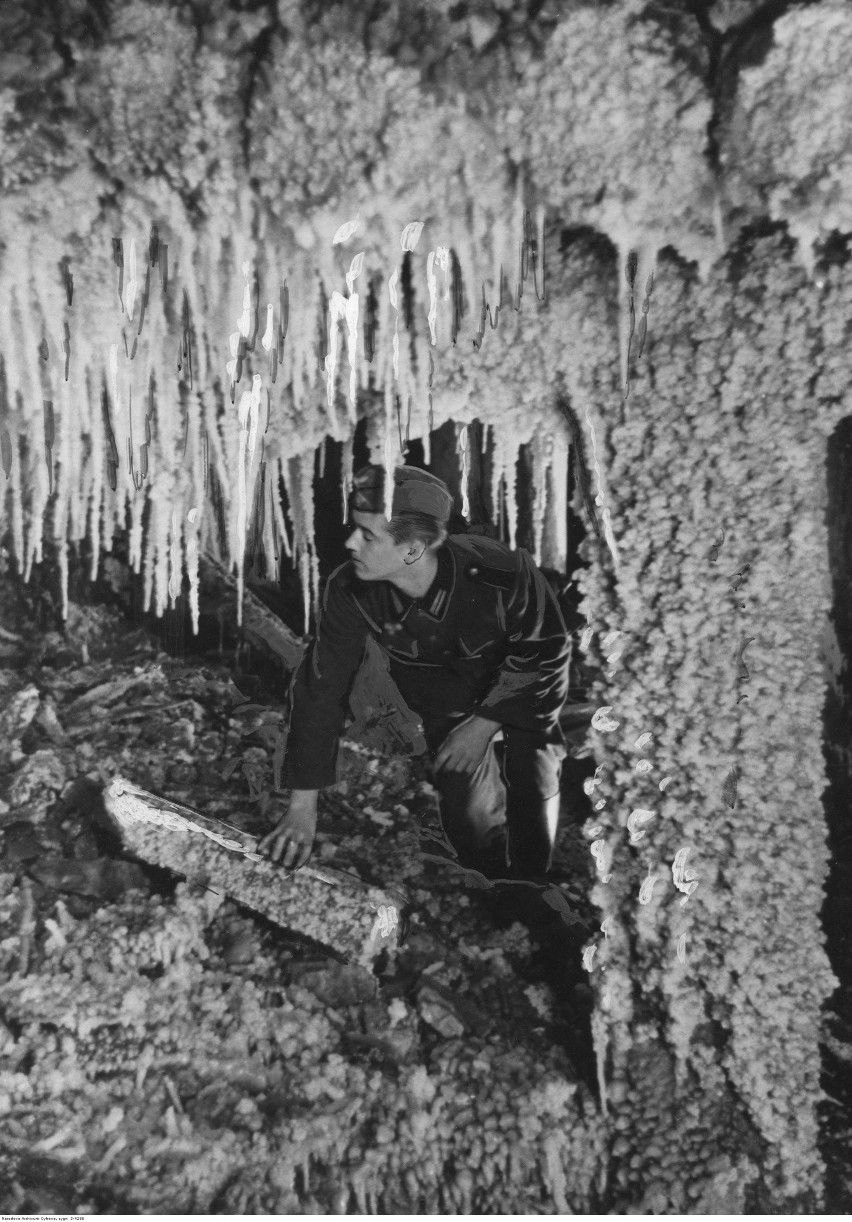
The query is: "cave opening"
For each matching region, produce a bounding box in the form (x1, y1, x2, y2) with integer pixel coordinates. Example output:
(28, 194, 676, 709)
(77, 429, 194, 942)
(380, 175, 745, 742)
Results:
(823, 415, 852, 963)
(821, 414, 852, 1201)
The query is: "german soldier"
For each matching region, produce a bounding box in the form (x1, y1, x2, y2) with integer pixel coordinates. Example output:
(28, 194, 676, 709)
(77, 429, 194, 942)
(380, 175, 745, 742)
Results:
(259, 464, 570, 880)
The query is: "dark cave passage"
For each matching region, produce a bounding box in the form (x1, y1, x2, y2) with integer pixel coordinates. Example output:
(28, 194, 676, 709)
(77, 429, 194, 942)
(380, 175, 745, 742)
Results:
(821, 414, 852, 1208)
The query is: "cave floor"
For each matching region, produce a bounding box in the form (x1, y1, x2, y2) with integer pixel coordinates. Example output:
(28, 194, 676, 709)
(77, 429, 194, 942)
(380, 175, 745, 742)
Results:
(0, 587, 604, 1214)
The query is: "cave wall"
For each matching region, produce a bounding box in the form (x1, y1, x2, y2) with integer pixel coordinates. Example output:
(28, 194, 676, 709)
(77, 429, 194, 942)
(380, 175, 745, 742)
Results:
(564, 233, 845, 1210)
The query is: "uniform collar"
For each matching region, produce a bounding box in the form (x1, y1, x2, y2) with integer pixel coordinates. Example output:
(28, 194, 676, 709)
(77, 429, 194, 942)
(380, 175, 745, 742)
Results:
(388, 544, 455, 621)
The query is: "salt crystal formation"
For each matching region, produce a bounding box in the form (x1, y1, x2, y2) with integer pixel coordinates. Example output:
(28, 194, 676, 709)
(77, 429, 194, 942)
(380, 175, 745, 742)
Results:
(103, 777, 407, 969)
(578, 235, 842, 1211)
(0, 874, 604, 1213)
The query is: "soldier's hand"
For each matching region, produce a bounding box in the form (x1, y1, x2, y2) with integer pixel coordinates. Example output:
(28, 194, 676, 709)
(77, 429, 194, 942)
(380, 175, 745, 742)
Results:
(434, 716, 498, 774)
(258, 790, 318, 870)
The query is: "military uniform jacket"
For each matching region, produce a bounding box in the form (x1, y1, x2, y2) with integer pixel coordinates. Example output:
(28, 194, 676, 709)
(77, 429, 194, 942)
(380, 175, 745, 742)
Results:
(282, 534, 570, 790)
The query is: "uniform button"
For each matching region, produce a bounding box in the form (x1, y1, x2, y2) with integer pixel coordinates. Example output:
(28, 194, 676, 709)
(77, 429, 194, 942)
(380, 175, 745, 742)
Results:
(469, 566, 479, 576)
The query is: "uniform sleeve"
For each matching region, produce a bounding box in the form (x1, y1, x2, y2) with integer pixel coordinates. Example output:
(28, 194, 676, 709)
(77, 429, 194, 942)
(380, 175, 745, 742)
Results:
(281, 568, 371, 789)
(473, 549, 570, 735)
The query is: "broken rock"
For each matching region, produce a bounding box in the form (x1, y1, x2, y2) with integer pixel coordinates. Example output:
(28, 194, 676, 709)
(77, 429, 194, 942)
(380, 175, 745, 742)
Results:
(33, 699, 68, 747)
(1, 820, 44, 864)
(64, 675, 142, 718)
(8, 750, 70, 816)
(27, 856, 149, 901)
(416, 980, 467, 1038)
(220, 917, 262, 967)
(289, 963, 378, 1008)
(0, 685, 41, 769)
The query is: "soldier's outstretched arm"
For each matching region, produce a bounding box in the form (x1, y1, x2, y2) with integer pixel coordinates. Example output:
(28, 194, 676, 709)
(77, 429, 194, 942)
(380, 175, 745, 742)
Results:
(280, 566, 371, 791)
(260, 569, 370, 869)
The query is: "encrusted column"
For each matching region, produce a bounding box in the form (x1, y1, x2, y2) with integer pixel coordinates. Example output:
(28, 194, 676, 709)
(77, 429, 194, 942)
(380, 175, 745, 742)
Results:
(575, 235, 842, 1212)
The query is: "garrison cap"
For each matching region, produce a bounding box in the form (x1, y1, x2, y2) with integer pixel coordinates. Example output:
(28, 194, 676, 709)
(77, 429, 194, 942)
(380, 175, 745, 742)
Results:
(349, 464, 453, 520)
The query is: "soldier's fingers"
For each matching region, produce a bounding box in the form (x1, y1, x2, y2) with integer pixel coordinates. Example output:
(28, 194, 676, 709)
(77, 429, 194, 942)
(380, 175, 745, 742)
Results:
(258, 831, 280, 859)
(267, 831, 299, 866)
(282, 839, 303, 869)
(270, 839, 289, 865)
(287, 836, 313, 869)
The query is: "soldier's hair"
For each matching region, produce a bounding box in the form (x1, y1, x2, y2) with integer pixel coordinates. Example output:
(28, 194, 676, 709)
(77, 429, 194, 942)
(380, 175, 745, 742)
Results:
(386, 510, 448, 550)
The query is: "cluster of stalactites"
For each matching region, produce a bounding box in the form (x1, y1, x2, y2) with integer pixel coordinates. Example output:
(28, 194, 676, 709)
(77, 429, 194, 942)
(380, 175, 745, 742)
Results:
(0, 201, 572, 633)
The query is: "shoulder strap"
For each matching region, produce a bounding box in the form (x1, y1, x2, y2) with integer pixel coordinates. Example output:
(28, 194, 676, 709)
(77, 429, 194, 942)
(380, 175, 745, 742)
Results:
(463, 559, 517, 592)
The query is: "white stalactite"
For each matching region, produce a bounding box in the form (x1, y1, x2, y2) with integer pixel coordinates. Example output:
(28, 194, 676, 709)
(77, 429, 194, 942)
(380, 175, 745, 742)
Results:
(614, 237, 655, 400)
(9, 434, 25, 574)
(493, 428, 519, 549)
(54, 489, 69, 623)
(489, 426, 502, 529)
(128, 484, 145, 576)
(154, 493, 172, 618)
(124, 237, 138, 322)
(299, 452, 320, 628)
(341, 434, 354, 525)
(287, 259, 317, 418)
(261, 303, 274, 354)
(549, 430, 570, 571)
(271, 457, 292, 561)
(344, 251, 363, 416)
(458, 424, 470, 520)
(142, 494, 156, 615)
(168, 508, 181, 607)
(324, 290, 344, 421)
(383, 426, 395, 524)
(531, 430, 549, 567)
(186, 506, 200, 635)
(235, 381, 259, 626)
(388, 265, 400, 384)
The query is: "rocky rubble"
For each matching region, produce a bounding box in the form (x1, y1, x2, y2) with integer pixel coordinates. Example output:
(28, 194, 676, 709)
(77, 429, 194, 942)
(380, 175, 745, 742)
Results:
(0, 588, 603, 1214)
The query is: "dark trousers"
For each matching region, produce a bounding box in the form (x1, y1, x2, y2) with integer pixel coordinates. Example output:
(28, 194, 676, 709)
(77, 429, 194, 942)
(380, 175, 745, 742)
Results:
(421, 717, 566, 878)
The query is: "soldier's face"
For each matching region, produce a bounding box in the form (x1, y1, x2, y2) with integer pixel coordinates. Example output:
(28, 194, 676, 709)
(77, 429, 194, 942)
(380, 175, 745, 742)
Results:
(346, 510, 411, 581)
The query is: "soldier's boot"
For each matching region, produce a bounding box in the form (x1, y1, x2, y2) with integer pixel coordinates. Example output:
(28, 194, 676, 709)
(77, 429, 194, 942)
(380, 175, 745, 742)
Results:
(505, 790, 560, 881)
(474, 824, 510, 879)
